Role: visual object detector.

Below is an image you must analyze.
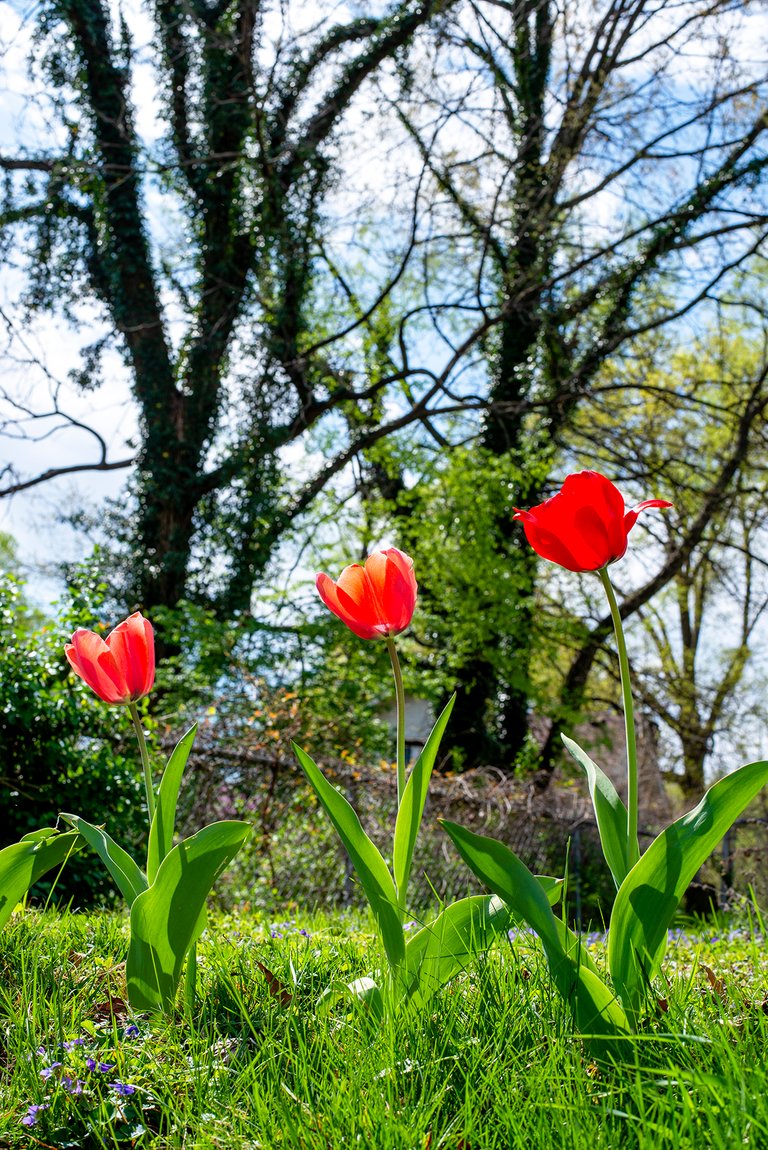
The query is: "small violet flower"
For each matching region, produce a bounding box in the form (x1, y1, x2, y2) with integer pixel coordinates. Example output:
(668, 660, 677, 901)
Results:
(86, 1058, 115, 1073)
(21, 1102, 49, 1127)
(110, 1081, 137, 1096)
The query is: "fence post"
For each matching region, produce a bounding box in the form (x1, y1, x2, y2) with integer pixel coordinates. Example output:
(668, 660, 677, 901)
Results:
(721, 826, 733, 906)
(571, 826, 582, 932)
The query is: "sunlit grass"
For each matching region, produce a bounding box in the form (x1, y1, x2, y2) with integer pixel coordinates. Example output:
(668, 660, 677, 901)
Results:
(0, 906, 766, 1148)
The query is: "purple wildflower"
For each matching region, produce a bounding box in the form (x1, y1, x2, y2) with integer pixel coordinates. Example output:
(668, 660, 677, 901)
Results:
(21, 1102, 49, 1127)
(61, 1038, 86, 1051)
(124, 1024, 140, 1038)
(109, 1082, 136, 1096)
(86, 1058, 115, 1073)
(40, 1062, 62, 1080)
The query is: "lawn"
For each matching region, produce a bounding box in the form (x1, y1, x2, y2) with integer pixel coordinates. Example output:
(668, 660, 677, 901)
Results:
(1, 906, 766, 1149)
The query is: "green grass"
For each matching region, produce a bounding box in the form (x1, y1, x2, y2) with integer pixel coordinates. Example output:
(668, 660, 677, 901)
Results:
(1, 907, 767, 1149)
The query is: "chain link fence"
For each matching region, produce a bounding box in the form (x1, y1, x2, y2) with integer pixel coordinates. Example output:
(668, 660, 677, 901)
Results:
(173, 724, 765, 921)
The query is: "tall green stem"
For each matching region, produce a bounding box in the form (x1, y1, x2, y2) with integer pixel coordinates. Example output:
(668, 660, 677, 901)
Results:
(599, 568, 640, 868)
(386, 635, 406, 809)
(129, 702, 156, 825)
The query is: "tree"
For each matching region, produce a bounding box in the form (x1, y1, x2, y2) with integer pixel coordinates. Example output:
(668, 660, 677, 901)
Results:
(1, 0, 767, 773)
(0, 0, 463, 621)
(364, 0, 768, 765)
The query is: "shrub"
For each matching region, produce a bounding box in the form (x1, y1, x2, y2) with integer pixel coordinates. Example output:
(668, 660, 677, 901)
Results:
(0, 576, 146, 906)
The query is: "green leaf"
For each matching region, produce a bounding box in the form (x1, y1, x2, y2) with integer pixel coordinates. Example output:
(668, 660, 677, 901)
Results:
(609, 758, 768, 1021)
(402, 894, 511, 1006)
(20, 828, 62, 843)
(60, 814, 148, 906)
(537, 874, 565, 908)
(126, 820, 250, 1011)
(293, 743, 405, 971)
(393, 695, 454, 904)
(440, 820, 561, 953)
(0, 830, 82, 931)
(318, 976, 385, 1024)
(562, 734, 630, 889)
(441, 820, 631, 1051)
(147, 723, 198, 884)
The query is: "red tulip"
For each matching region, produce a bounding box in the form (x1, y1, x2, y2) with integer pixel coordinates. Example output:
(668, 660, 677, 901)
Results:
(513, 471, 672, 572)
(65, 612, 155, 704)
(316, 547, 417, 640)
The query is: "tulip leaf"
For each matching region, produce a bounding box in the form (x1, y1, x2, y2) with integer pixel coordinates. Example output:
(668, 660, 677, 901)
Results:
(440, 820, 561, 952)
(20, 827, 63, 843)
(60, 813, 148, 906)
(402, 894, 512, 1006)
(318, 976, 385, 1023)
(293, 742, 405, 971)
(0, 830, 82, 931)
(537, 874, 565, 907)
(562, 734, 630, 889)
(609, 758, 768, 1021)
(147, 723, 198, 884)
(441, 820, 631, 1053)
(393, 695, 454, 904)
(126, 820, 250, 1011)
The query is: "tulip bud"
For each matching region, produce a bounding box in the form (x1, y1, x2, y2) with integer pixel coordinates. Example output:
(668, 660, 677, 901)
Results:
(514, 471, 672, 572)
(316, 547, 417, 639)
(65, 611, 155, 704)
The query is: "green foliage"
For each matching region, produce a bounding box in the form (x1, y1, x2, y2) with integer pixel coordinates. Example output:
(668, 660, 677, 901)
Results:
(295, 698, 566, 1018)
(59, 814, 149, 906)
(393, 697, 455, 904)
(63, 721, 250, 1013)
(441, 820, 631, 1057)
(4, 907, 767, 1148)
(563, 736, 630, 890)
(126, 819, 250, 1011)
(0, 575, 145, 906)
(293, 743, 405, 972)
(397, 446, 550, 693)
(608, 758, 768, 1024)
(0, 828, 82, 931)
(362, 442, 568, 768)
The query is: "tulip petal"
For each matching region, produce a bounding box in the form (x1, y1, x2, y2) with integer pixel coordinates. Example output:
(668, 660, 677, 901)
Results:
(571, 505, 624, 569)
(382, 548, 417, 631)
(514, 512, 583, 572)
(387, 554, 417, 633)
(66, 629, 131, 704)
(106, 612, 155, 701)
(624, 499, 674, 534)
(357, 552, 391, 626)
(316, 547, 417, 639)
(316, 572, 380, 640)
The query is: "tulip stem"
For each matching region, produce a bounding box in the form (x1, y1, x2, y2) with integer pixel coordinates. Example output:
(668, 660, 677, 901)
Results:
(599, 568, 640, 869)
(129, 702, 156, 825)
(386, 635, 407, 810)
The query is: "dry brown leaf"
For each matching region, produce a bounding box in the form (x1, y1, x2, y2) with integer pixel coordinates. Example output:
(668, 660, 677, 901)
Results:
(256, 960, 293, 1006)
(90, 995, 130, 1026)
(701, 964, 727, 1000)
